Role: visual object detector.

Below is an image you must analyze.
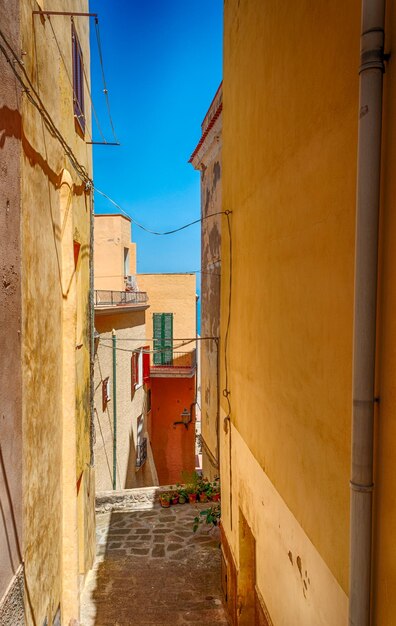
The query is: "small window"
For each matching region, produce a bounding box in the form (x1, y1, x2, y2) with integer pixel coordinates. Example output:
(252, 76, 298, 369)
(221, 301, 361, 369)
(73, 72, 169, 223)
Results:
(136, 415, 147, 469)
(72, 22, 85, 134)
(124, 248, 130, 277)
(131, 348, 143, 392)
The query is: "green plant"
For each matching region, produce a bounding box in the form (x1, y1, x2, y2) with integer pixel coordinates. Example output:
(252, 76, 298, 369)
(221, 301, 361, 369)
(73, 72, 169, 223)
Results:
(193, 503, 221, 532)
(159, 492, 172, 507)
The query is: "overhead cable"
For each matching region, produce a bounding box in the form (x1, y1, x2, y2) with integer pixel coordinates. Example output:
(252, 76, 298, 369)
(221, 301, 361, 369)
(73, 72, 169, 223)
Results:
(94, 18, 119, 144)
(95, 187, 231, 236)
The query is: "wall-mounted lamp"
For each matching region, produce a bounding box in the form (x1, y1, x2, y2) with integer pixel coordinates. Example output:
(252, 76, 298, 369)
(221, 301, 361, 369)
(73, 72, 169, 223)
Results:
(173, 407, 192, 430)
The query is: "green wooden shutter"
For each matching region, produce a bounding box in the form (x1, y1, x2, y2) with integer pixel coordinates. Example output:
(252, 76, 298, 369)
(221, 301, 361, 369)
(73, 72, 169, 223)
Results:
(163, 313, 173, 365)
(153, 314, 162, 365)
(153, 313, 173, 365)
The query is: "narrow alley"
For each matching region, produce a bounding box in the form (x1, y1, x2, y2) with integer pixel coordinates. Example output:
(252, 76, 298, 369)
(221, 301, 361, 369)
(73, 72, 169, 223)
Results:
(81, 501, 229, 626)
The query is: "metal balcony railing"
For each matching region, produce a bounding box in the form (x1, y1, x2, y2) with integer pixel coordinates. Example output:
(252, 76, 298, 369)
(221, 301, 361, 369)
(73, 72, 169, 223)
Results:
(94, 290, 148, 307)
(136, 437, 147, 469)
(152, 349, 197, 369)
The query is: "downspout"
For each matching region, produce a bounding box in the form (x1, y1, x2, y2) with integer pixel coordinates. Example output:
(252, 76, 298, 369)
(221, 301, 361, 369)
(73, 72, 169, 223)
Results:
(349, 2, 385, 624)
(112, 329, 117, 490)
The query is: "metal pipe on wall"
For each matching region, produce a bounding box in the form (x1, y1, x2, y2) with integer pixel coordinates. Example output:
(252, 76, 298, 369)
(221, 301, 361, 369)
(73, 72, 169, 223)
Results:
(112, 329, 117, 490)
(349, 1, 386, 624)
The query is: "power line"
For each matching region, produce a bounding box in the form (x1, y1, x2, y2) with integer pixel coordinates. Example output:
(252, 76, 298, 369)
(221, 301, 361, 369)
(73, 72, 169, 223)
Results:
(94, 17, 119, 144)
(95, 187, 231, 235)
(0, 26, 91, 185)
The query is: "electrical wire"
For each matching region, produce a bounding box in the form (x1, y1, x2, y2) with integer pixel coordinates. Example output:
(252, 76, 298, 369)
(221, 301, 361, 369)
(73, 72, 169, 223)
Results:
(0, 27, 91, 185)
(71, 18, 108, 144)
(0, 28, 231, 240)
(95, 187, 231, 235)
(94, 17, 119, 144)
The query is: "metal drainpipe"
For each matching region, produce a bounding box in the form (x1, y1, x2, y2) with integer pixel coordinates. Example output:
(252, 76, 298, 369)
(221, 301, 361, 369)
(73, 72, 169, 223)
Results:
(112, 329, 117, 490)
(349, 1, 385, 624)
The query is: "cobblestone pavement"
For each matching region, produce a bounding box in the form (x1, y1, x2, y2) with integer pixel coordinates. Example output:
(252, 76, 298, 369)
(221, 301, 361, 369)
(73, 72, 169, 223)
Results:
(81, 502, 230, 626)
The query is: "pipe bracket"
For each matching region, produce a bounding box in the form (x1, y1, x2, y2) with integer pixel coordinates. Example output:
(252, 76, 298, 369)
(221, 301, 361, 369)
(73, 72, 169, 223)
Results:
(350, 480, 374, 493)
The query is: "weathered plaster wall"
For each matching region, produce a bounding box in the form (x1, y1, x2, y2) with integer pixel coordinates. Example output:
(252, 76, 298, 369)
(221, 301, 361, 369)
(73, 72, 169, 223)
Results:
(190, 86, 222, 480)
(151, 377, 196, 485)
(17, 1, 95, 624)
(221, 0, 360, 623)
(94, 311, 156, 491)
(94, 214, 134, 291)
(0, 0, 23, 614)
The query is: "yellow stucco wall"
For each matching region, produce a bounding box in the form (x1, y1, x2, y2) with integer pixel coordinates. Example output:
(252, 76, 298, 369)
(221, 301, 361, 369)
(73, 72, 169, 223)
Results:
(137, 273, 197, 355)
(221, 0, 362, 623)
(20, 2, 95, 624)
(94, 214, 136, 291)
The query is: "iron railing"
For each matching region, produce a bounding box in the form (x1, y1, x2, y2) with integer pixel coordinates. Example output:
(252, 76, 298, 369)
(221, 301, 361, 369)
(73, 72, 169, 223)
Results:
(94, 290, 148, 307)
(152, 349, 197, 369)
(136, 437, 147, 468)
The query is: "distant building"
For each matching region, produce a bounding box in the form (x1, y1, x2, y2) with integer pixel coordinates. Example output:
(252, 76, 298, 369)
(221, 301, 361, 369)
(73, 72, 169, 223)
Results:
(0, 2, 95, 625)
(93, 215, 198, 489)
(94, 214, 157, 490)
(138, 273, 197, 484)
(189, 83, 222, 480)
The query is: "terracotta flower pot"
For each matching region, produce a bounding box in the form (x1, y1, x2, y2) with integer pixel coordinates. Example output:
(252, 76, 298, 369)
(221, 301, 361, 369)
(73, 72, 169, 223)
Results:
(199, 493, 208, 503)
(160, 498, 171, 508)
(188, 493, 197, 503)
(211, 493, 220, 502)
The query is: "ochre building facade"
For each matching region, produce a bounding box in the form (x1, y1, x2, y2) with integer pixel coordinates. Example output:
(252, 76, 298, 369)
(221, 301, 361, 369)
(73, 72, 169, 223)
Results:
(0, 2, 95, 624)
(220, 1, 396, 625)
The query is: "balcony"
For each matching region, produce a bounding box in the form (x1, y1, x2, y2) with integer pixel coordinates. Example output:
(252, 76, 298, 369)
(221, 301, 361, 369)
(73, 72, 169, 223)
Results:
(150, 349, 196, 378)
(94, 289, 149, 314)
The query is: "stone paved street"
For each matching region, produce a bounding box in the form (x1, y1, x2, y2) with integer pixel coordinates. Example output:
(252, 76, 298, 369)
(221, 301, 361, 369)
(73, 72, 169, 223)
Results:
(81, 502, 230, 626)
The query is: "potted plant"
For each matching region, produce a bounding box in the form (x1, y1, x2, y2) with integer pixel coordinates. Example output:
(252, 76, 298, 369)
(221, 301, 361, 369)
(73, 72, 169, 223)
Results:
(177, 487, 188, 504)
(171, 491, 179, 505)
(159, 492, 171, 508)
(186, 484, 198, 503)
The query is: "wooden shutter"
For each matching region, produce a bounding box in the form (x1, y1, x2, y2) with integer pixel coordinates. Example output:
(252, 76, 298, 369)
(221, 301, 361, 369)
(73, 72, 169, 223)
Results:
(71, 23, 85, 133)
(131, 352, 139, 392)
(153, 314, 162, 365)
(143, 346, 150, 382)
(163, 313, 173, 365)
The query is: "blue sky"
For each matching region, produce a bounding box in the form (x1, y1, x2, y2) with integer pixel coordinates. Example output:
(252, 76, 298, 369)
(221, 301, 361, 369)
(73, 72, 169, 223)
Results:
(89, 1, 223, 277)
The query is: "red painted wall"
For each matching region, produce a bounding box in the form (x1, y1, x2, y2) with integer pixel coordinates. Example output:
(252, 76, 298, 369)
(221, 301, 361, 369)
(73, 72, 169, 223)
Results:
(151, 376, 195, 485)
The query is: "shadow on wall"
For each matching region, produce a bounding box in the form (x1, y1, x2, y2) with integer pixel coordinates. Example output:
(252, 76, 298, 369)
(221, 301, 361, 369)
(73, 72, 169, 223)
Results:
(0, 446, 37, 626)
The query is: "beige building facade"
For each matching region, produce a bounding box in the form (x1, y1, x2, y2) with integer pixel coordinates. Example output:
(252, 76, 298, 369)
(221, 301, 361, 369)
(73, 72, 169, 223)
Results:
(94, 214, 157, 491)
(0, 2, 95, 625)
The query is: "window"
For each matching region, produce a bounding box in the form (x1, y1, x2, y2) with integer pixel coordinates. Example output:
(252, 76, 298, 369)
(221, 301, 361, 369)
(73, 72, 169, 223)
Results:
(146, 388, 152, 413)
(153, 313, 173, 365)
(136, 415, 147, 469)
(72, 22, 85, 134)
(124, 248, 130, 277)
(131, 348, 143, 392)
